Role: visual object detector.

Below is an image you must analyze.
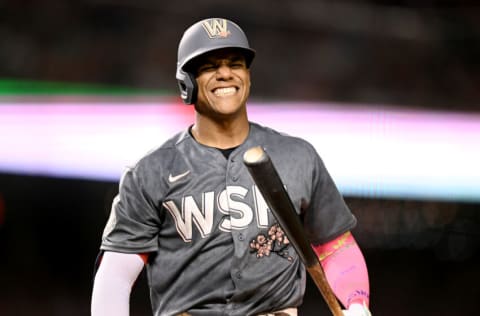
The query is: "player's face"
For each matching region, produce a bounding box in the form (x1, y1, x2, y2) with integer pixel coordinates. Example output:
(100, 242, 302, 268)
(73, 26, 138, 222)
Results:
(193, 49, 251, 120)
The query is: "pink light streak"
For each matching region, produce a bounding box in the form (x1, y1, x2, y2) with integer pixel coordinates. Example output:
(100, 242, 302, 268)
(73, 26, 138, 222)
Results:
(0, 101, 479, 201)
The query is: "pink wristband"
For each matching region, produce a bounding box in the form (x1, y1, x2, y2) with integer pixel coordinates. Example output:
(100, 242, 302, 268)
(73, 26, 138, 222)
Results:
(313, 232, 370, 308)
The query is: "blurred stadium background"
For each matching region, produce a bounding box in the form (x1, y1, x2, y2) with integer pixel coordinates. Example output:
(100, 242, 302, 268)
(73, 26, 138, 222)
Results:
(0, 1, 479, 315)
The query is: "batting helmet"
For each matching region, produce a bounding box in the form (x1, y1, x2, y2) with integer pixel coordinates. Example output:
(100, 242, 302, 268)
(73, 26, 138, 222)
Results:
(176, 18, 256, 104)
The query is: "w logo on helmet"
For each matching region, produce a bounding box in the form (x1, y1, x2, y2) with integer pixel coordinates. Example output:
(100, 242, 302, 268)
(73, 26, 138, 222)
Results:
(202, 18, 231, 39)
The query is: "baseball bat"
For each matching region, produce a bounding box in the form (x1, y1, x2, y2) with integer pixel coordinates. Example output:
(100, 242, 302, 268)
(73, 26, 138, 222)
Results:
(243, 146, 343, 316)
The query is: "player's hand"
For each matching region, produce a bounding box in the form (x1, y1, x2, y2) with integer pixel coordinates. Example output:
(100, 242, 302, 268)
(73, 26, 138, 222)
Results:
(342, 302, 372, 316)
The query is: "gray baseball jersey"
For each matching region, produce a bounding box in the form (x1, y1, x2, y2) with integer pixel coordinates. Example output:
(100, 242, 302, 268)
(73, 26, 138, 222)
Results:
(100, 122, 356, 316)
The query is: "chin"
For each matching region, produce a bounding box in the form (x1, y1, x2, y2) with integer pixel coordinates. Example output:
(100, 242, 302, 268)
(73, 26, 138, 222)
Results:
(213, 104, 246, 119)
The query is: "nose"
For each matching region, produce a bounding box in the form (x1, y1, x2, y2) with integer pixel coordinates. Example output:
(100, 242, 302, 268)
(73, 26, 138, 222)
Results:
(215, 64, 233, 80)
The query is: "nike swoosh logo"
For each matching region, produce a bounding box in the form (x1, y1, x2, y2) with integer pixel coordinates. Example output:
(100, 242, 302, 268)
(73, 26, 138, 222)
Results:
(168, 170, 190, 183)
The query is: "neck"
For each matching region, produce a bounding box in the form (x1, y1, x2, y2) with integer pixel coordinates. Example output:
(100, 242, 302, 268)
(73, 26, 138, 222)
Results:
(191, 112, 249, 149)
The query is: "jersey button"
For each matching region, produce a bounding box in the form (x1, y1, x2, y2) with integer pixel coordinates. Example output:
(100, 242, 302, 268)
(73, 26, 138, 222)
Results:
(238, 233, 245, 241)
(236, 272, 242, 279)
(232, 175, 238, 182)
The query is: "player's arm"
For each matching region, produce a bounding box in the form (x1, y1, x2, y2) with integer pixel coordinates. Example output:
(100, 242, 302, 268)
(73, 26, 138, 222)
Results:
(312, 231, 371, 316)
(91, 251, 147, 316)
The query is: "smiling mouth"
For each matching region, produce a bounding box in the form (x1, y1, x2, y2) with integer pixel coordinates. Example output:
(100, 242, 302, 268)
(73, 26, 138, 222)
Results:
(213, 87, 237, 97)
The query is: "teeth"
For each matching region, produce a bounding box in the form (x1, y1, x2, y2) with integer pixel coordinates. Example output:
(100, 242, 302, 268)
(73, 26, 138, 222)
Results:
(214, 87, 236, 96)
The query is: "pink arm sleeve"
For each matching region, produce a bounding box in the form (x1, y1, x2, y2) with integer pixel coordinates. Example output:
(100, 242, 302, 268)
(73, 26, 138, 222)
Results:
(312, 231, 370, 308)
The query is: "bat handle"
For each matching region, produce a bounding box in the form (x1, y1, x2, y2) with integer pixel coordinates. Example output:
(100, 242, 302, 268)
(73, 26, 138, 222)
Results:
(307, 262, 344, 316)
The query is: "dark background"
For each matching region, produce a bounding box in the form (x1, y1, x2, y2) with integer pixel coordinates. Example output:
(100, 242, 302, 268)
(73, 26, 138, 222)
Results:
(1, 0, 479, 111)
(0, 1, 479, 315)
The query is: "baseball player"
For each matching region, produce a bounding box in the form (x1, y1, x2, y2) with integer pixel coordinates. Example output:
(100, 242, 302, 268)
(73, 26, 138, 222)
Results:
(91, 18, 371, 316)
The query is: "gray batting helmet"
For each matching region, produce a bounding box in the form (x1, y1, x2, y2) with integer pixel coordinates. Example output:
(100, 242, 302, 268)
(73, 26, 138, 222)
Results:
(176, 18, 256, 104)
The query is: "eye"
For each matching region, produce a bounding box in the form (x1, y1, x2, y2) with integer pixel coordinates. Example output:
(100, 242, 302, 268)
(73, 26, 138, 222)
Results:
(198, 64, 216, 73)
(230, 60, 246, 68)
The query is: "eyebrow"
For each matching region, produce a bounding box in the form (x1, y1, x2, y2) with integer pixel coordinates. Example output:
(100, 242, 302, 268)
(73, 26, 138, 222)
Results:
(192, 53, 247, 74)
(204, 54, 246, 65)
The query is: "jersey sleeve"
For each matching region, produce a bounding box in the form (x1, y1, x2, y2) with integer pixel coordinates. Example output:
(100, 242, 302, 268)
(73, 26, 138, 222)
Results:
(302, 145, 357, 245)
(100, 165, 162, 253)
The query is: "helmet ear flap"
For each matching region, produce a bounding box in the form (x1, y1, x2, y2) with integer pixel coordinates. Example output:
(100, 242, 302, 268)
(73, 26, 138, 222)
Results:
(178, 71, 197, 105)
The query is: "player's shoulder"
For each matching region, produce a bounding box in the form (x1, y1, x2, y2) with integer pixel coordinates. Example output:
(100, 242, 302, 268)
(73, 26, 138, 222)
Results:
(249, 122, 324, 170)
(129, 128, 190, 171)
(250, 122, 317, 152)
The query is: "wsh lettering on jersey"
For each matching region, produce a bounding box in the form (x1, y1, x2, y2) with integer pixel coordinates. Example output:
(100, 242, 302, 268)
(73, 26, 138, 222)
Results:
(163, 185, 271, 242)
